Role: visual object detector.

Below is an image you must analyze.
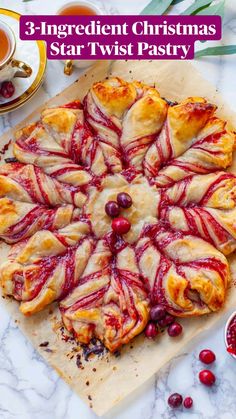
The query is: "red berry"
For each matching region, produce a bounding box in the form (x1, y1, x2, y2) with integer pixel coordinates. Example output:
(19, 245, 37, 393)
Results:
(145, 322, 158, 339)
(168, 393, 183, 408)
(117, 192, 132, 208)
(183, 396, 193, 409)
(105, 201, 120, 218)
(199, 349, 216, 364)
(112, 217, 131, 235)
(1, 81, 15, 98)
(199, 370, 216, 386)
(150, 304, 166, 321)
(167, 322, 183, 337)
(158, 314, 175, 328)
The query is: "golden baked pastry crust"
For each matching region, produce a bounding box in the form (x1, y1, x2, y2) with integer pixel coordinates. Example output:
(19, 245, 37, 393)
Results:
(0, 77, 235, 351)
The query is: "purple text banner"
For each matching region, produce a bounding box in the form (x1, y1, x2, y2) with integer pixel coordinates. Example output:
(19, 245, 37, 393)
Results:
(20, 15, 222, 60)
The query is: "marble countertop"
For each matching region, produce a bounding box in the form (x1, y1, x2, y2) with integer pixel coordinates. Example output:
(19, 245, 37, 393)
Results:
(0, 1, 236, 418)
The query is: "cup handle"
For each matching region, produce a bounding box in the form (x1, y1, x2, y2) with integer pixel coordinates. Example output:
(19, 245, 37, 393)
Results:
(11, 59, 32, 78)
(64, 60, 73, 76)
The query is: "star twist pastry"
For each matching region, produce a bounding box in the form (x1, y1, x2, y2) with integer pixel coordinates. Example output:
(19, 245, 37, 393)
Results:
(0, 77, 235, 352)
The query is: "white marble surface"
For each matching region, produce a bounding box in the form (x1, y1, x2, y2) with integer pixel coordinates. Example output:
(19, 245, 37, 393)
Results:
(0, 1, 236, 418)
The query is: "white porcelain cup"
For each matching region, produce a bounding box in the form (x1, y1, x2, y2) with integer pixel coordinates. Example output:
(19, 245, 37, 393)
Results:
(56, 1, 103, 75)
(0, 20, 32, 83)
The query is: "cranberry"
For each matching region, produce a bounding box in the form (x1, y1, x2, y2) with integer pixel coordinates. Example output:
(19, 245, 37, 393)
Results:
(112, 217, 131, 235)
(1, 81, 15, 98)
(183, 396, 193, 409)
(117, 192, 132, 208)
(167, 322, 183, 337)
(168, 393, 183, 408)
(158, 314, 175, 328)
(199, 370, 216, 386)
(150, 304, 166, 321)
(145, 322, 158, 339)
(105, 201, 120, 218)
(199, 349, 216, 364)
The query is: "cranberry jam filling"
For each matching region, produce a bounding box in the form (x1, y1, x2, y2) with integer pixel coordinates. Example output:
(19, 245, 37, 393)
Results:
(226, 314, 236, 356)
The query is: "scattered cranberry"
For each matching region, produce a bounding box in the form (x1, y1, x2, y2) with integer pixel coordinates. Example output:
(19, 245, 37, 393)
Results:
(183, 396, 193, 409)
(150, 304, 166, 321)
(158, 314, 175, 328)
(199, 370, 216, 386)
(167, 322, 183, 337)
(105, 201, 120, 218)
(199, 349, 216, 364)
(112, 217, 131, 235)
(168, 393, 183, 408)
(145, 322, 158, 339)
(0, 81, 15, 98)
(117, 192, 132, 208)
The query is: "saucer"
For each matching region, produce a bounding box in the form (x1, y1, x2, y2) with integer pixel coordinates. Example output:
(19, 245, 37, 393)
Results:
(0, 8, 46, 114)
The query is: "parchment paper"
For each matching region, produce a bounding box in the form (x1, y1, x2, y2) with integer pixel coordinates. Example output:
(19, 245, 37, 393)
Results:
(1, 60, 236, 416)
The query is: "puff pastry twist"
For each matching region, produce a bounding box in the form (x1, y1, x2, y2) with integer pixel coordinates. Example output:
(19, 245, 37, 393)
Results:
(0, 221, 93, 314)
(0, 77, 235, 351)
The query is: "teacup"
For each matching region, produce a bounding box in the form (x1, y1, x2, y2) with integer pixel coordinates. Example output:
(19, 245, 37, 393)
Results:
(56, 1, 103, 75)
(0, 19, 32, 84)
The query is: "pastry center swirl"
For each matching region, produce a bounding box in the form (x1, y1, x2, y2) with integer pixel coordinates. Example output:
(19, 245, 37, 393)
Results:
(85, 174, 160, 243)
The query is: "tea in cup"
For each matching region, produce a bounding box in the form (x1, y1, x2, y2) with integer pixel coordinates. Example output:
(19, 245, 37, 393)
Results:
(56, 1, 103, 75)
(0, 19, 32, 84)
